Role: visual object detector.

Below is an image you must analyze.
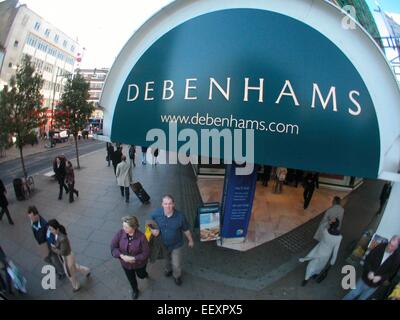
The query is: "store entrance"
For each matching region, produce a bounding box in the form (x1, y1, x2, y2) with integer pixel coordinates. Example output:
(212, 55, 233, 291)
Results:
(196, 164, 351, 251)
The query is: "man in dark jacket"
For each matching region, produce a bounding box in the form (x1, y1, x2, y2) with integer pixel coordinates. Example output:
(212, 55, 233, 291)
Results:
(27, 206, 65, 279)
(106, 143, 114, 167)
(343, 235, 400, 300)
(112, 146, 123, 175)
(0, 179, 14, 225)
(303, 172, 319, 209)
(53, 156, 69, 200)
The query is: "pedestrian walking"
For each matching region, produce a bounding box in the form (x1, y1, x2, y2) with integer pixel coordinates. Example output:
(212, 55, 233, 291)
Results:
(106, 142, 114, 167)
(53, 156, 69, 200)
(303, 172, 319, 209)
(314, 196, 344, 241)
(116, 155, 132, 203)
(0, 245, 26, 294)
(299, 219, 342, 286)
(150, 195, 194, 286)
(129, 145, 136, 167)
(112, 146, 123, 175)
(261, 165, 272, 187)
(111, 216, 150, 300)
(141, 146, 148, 165)
(48, 219, 91, 292)
(27, 206, 65, 279)
(0, 179, 14, 225)
(377, 182, 392, 214)
(273, 167, 287, 194)
(343, 235, 400, 300)
(151, 148, 159, 166)
(0, 245, 12, 295)
(65, 161, 79, 203)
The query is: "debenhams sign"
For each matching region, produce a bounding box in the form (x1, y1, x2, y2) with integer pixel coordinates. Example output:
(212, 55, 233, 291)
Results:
(110, 8, 380, 178)
(126, 77, 362, 117)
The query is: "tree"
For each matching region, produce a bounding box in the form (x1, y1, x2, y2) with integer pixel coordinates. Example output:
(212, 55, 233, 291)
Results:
(55, 73, 94, 169)
(0, 92, 13, 158)
(0, 56, 47, 178)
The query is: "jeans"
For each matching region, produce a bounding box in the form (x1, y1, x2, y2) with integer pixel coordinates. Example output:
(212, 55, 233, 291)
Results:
(342, 278, 378, 300)
(123, 266, 148, 292)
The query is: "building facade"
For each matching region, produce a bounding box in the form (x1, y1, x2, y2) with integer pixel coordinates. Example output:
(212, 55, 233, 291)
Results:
(78, 68, 109, 129)
(0, 0, 80, 133)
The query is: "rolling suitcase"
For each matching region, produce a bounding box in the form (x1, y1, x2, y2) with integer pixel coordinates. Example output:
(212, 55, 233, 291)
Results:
(131, 182, 150, 204)
(13, 178, 25, 201)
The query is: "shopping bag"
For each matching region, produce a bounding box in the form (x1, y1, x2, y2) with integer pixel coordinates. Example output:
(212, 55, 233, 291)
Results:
(145, 225, 152, 242)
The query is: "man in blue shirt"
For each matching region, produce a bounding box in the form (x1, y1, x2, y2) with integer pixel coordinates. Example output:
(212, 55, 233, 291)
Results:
(27, 206, 65, 280)
(151, 195, 194, 286)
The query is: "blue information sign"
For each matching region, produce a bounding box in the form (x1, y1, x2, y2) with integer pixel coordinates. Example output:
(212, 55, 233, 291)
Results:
(221, 164, 258, 238)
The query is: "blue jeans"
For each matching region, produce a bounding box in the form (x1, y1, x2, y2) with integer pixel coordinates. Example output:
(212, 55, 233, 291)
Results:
(342, 278, 378, 300)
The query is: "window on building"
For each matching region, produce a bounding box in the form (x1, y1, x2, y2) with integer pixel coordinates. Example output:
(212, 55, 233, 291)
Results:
(14, 40, 19, 48)
(34, 22, 40, 31)
(63, 40, 67, 48)
(8, 62, 13, 68)
(54, 34, 59, 43)
(45, 29, 50, 37)
(71, 45, 75, 53)
(22, 15, 29, 26)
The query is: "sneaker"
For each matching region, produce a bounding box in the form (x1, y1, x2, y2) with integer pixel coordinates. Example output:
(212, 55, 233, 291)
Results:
(174, 277, 182, 286)
(164, 271, 173, 278)
(301, 280, 308, 287)
(73, 287, 81, 293)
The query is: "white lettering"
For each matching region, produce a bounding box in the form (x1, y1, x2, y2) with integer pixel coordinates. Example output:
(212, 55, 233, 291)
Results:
(244, 78, 264, 103)
(163, 80, 175, 100)
(144, 81, 155, 101)
(276, 80, 300, 106)
(209, 77, 231, 101)
(348, 90, 362, 116)
(311, 84, 338, 112)
(342, 265, 356, 290)
(185, 78, 198, 100)
(127, 84, 139, 102)
(41, 265, 56, 290)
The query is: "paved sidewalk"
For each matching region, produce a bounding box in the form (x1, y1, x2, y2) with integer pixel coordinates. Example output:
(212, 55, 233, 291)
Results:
(0, 146, 385, 300)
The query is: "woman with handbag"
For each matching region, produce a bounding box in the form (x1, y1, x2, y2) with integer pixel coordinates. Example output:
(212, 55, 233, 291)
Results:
(48, 220, 91, 292)
(111, 216, 150, 300)
(299, 218, 342, 286)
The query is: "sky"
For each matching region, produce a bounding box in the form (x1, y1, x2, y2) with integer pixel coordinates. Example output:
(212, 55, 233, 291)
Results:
(20, 0, 173, 69)
(19, 0, 400, 70)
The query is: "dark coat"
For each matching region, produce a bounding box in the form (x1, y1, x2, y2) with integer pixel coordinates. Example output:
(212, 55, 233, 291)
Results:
(53, 158, 67, 180)
(112, 149, 122, 166)
(0, 179, 8, 209)
(303, 173, 319, 190)
(362, 243, 400, 287)
(65, 165, 75, 185)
